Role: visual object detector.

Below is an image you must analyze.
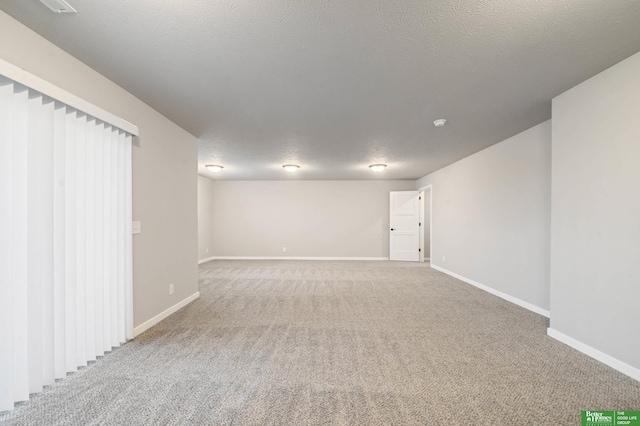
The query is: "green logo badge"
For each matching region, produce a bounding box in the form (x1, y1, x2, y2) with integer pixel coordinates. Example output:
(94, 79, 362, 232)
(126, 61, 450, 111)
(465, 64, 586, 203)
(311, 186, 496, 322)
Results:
(582, 411, 640, 426)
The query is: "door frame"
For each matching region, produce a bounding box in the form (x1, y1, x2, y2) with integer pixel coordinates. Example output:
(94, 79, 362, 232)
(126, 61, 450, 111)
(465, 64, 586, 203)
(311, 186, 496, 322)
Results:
(418, 184, 432, 263)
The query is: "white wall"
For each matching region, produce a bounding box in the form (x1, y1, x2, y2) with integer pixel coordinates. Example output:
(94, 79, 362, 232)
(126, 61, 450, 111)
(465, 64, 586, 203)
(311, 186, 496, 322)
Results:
(416, 121, 552, 314)
(0, 11, 199, 328)
(550, 51, 640, 375)
(198, 175, 216, 261)
(205, 180, 415, 258)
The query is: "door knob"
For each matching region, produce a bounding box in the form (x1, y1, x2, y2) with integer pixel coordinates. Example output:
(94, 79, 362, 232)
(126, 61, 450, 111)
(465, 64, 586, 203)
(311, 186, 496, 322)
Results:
(390, 228, 395, 231)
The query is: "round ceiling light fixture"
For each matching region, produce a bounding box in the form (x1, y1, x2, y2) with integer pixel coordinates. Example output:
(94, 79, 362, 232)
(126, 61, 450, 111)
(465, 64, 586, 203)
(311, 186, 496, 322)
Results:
(369, 164, 387, 172)
(205, 164, 224, 173)
(282, 164, 300, 173)
(433, 118, 447, 127)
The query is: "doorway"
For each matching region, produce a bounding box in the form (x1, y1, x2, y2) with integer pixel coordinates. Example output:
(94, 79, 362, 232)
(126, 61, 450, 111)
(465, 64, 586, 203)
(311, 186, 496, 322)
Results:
(389, 191, 420, 261)
(419, 186, 432, 263)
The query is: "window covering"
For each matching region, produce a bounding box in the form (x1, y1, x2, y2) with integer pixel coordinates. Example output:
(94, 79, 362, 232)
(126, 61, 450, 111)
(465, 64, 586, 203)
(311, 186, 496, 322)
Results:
(0, 74, 133, 412)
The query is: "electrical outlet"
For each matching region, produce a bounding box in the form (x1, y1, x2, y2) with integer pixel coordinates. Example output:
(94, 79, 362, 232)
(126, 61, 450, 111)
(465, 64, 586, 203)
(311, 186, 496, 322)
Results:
(169, 283, 174, 295)
(282, 247, 287, 252)
(205, 248, 209, 253)
(442, 256, 446, 262)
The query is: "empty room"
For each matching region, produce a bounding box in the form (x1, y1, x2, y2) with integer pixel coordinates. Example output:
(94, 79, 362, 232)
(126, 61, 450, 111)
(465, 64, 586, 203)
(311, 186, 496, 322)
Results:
(1, 1, 639, 425)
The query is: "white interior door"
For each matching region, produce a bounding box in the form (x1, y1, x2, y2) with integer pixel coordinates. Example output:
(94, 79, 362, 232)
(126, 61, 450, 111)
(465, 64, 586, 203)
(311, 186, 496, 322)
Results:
(390, 191, 420, 261)
(419, 191, 425, 262)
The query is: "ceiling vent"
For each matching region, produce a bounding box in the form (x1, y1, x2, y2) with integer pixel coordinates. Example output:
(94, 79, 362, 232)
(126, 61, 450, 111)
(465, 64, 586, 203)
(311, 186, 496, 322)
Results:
(40, 0, 76, 13)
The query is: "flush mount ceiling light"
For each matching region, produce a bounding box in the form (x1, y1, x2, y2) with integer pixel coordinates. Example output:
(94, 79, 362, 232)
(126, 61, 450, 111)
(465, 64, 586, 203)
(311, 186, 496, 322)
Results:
(433, 118, 447, 127)
(205, 164, 223, 173)
(40, 0, 76, 13)
(369, 164, 387, 172)
(282, 164, 300, 173)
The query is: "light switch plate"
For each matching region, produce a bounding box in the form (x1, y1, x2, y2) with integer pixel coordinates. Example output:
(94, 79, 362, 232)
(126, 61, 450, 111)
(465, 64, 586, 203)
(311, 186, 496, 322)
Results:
(132, 221, 141, 234)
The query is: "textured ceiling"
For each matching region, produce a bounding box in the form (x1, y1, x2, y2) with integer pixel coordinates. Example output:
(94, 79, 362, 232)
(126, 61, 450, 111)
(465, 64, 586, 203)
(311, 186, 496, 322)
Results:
(2, 0, 640, 180)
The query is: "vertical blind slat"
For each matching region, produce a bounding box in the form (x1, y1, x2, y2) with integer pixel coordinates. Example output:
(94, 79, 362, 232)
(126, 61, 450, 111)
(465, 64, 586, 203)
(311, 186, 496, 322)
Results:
(41, 98, 56, 387)
(64, 109, 78, 373)
(12, 85, 30, 403)
(75, 114, 87, 367)
(117, 131, 126, 344)
(27, 92, 45, 394)
(103, 125, 112, 350)
(110, 127, 119, 348)
(0, 78, 15, 412)
(85, 119, 96, 362)
(125, 134, 133, 340)
(94, 122, 105, 356)
(53, 103, 67, 379)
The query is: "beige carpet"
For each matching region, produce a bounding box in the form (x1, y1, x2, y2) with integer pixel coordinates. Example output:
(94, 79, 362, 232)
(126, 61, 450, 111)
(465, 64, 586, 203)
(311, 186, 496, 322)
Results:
(1, 260, 639, 425)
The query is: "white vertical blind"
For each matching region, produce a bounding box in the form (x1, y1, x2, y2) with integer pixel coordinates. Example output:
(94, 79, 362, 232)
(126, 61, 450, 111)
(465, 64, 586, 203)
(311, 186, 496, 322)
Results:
(0, 75, 134, 412)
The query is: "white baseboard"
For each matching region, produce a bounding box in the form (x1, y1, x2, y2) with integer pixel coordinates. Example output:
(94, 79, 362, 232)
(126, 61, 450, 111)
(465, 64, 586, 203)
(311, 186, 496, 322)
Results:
(133, 292, 200, 337)
(430, 264, 550, 318)
(547, 328, 640, 382)
(198, 256, 215, 265)
(208, 256, 389, 261)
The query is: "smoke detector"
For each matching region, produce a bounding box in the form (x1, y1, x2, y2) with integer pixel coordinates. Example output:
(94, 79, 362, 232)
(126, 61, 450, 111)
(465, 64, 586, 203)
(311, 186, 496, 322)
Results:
(40, 0, 76, 13)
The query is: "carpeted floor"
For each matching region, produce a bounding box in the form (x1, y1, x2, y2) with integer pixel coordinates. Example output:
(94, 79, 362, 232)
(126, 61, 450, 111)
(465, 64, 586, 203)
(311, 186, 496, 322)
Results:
(1, 260, 639, 425)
